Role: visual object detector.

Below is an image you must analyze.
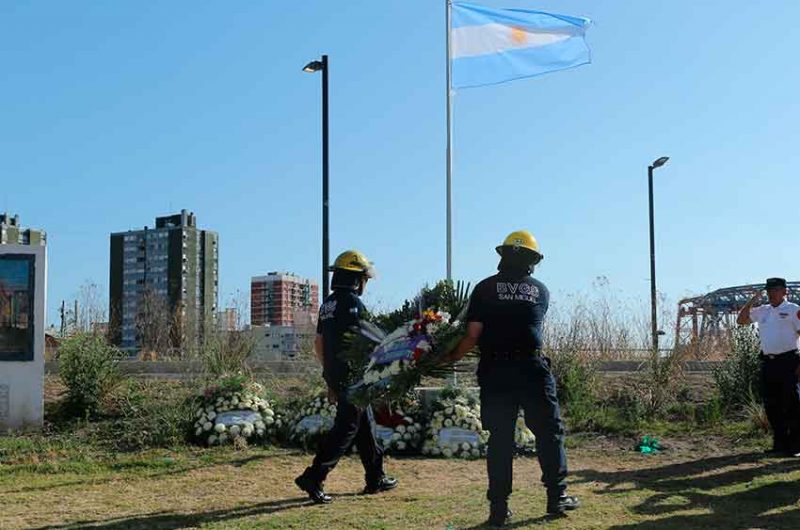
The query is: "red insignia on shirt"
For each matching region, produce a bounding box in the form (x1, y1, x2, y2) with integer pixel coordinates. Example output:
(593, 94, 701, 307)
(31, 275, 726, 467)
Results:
(796, 310, 800, 320)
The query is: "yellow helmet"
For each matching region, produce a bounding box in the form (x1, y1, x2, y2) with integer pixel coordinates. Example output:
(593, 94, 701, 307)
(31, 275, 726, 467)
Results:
(330, 250, 376, 278)
(496, 230, 543, 260)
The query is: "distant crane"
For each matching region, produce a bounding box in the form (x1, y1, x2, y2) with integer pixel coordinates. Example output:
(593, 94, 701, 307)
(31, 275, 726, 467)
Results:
(676, 282, 800, 359)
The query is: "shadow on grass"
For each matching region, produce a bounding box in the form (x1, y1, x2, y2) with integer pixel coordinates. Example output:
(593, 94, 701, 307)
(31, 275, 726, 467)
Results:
(572, 451, 800, 529)
(30, 494, 361, 530)
(460, 514, 558, 529)
(2, 451, 297, 495)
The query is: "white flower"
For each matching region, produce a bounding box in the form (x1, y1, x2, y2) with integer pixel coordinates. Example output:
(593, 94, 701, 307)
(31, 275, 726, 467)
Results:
(203, 422, 214, 432)
(444, 419, 453, 427)
(396, 441, 407, 450)
(229, 425, 241, 437)
(196, 408, 204, 418)
(461, 443, 471, 451)
(195, 427, 203, 436)
(254, 421, 265, 430)
(242, 426, 254, 438)
(403, 433, 412, 441)
(213, 423, 226, 433)
(432, 447, 442, 456)
(218, 433, 228, 444)
(256, 429, 265, 437)
(208, 434, 217, 445)
(391, 433, 401, 441)
(445, 407, 454, 415)
(207, 411, 216, 421)
(471, 449, 480, 458)
(396, 425, 406, 434)
(265, 416, 275, 425)
(442, 448, 453, 458)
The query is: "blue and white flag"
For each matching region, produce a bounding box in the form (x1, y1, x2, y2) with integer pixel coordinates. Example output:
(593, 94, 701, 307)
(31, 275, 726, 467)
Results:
(450, 2, 592, 89)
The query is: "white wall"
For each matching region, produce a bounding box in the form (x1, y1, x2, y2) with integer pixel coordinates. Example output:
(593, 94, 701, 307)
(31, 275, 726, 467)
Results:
(0, 244, 46, 432)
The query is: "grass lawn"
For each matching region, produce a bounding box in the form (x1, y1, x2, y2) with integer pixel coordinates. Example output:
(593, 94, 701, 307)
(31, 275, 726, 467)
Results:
(2, 433, 800, 529)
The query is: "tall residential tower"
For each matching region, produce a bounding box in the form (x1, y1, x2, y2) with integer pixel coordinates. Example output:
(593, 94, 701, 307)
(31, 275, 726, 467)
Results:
(109, 210, 218, 351)
(250, 273, 318, 328)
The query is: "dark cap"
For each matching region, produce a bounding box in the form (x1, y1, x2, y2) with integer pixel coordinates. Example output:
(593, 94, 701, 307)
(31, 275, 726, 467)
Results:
(765, 277, 787, 289)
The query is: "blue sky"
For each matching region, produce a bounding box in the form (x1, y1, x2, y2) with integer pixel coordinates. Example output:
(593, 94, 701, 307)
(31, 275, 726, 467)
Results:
(2, 1, 799, 326)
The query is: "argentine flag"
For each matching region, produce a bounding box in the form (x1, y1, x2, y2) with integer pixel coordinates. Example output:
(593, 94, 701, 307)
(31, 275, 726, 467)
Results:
(450, 2, 592, 89)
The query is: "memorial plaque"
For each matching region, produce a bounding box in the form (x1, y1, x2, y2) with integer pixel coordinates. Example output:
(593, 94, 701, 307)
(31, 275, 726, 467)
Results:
(0, 255, 35, 362)
(374, 425, 395, 445)
(296, 414, 334, 433)
(438, 427, 479, 447)
(215, 410, 261, 427)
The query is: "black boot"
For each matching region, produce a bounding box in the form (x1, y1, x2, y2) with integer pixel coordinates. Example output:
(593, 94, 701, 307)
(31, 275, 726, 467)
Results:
(547, 494, 580, 515)
(486, 500, 512, 527)
(362, 475, 398, 494)
(295, 473, 332, 504)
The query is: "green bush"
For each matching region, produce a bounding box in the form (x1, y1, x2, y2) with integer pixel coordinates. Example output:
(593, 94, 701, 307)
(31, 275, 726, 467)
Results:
(695, 395, 724, 425)
(58, 332, 122, 417)
(638, 350, 685, 418)
(546, 348, 597, 427)
(102, 379, 195, 451)
(198, 331, 254, 377)
(713, 327, 762, 411)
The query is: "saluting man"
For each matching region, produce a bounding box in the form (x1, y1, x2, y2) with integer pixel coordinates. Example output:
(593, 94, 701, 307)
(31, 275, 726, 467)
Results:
(446, 231, 578, 526)
(737, 277, 800, 456)
(295, 250, 397, 503)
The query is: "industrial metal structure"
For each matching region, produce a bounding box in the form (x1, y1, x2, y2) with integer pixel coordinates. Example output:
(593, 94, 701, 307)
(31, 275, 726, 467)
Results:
(676, 282, 800, 358)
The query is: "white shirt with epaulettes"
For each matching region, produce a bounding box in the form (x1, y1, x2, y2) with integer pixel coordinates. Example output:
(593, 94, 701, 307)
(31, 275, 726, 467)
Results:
(750, 300, 800, 355)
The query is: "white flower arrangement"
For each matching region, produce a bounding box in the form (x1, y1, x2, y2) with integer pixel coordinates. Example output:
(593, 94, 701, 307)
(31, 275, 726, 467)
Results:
(514, 413, 537, 454)
(421, 393, 488, 459)
(287, 393, 338, 449)
(193, 380, 280, 447)
(372, 397, 425, 454)
(362, 358, 414, 386)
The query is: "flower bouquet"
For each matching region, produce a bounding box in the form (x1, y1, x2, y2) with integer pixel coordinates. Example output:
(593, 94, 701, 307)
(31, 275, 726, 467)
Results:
(192, 375, 281, 447)
(372, 392, 425, 454)
(421, 390, 487, 459)
(348, 309, 465, 407)
(349, 281, 472, 407)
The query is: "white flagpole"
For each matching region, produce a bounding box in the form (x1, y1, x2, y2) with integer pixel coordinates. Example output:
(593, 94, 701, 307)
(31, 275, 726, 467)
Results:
(445, 0, 453, 281)
(446, 0, 458, 387)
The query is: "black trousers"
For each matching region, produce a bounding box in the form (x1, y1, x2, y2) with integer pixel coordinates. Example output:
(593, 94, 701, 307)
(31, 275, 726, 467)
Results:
(761, 352, 800, 452)
(478, 356, 568, 502)
(302, 390, 385, 485)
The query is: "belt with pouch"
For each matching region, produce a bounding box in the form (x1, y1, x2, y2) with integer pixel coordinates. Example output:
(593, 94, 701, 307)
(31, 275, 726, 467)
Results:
(484, 349, 542, 361)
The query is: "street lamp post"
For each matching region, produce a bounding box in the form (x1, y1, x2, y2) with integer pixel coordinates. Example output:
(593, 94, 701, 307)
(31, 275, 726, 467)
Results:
(303, 55, 330, 298)
(648, 156, 669, 352)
